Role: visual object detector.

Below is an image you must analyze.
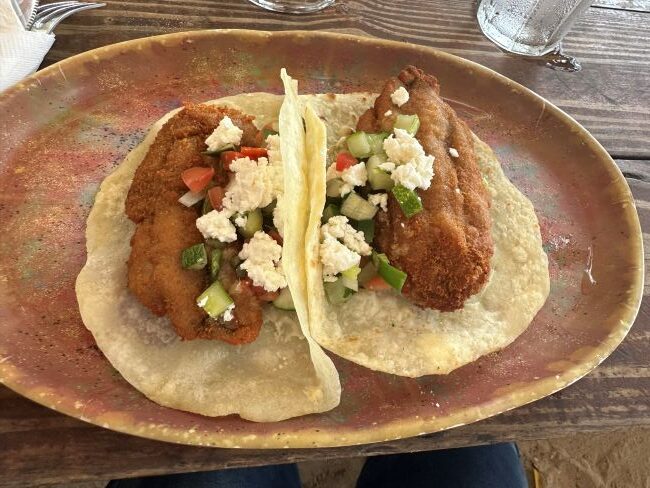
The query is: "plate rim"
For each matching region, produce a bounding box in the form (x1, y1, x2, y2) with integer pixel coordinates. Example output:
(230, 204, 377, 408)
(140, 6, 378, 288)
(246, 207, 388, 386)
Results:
(0, 28, 644, 449)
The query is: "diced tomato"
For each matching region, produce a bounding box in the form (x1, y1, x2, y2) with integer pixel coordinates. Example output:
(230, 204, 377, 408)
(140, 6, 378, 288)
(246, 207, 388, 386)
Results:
(336, 151, 357, 171)
(181, 166, 214, 193)
(240, 147, 268, 160)
(267, 229, 283, 245)
(220, 151, 244, 171)
(364, 275, 392, 291)
(240, 277, 278, 301)
(207, 186, 225, 210)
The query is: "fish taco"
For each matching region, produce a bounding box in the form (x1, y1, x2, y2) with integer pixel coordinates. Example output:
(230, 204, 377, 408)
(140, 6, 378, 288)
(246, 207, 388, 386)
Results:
(303, 67, 550, 377)
(75, 70, 340, 421)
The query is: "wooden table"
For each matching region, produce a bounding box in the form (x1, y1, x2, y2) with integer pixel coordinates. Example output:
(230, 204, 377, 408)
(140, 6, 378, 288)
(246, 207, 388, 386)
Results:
(2, 1, 649, 486)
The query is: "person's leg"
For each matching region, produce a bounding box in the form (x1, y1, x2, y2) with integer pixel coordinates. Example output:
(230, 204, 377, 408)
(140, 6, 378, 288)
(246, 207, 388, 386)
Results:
(356, 442, 527, 488)
(106, 463, 301, 488)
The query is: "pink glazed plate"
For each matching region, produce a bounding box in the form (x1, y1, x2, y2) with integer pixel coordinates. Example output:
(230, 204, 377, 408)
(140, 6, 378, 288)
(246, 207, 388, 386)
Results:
(0, 30, 643, 448)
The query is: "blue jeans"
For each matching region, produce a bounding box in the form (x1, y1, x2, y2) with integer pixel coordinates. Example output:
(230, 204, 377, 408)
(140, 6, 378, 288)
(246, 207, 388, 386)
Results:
(108, 442, 527, 488)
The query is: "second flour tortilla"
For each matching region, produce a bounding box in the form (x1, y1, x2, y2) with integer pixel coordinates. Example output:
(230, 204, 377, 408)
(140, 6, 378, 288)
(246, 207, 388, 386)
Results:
(75, 84, 341, 422)
(304, 93, 551, 378)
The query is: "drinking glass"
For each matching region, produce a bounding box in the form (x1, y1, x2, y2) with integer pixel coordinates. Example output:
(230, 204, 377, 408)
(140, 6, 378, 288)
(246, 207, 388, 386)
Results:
(477, 0, 592, 70)
(247, 0, 334, 13)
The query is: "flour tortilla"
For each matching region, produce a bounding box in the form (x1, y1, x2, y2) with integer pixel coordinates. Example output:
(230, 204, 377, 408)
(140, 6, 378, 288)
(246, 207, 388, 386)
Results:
(304, 93, 550, 378)
(75, 77, 341, 421)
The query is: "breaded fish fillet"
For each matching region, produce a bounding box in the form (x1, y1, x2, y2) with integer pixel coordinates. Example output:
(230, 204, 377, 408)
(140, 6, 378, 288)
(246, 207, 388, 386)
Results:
(357, 66, 493, 311)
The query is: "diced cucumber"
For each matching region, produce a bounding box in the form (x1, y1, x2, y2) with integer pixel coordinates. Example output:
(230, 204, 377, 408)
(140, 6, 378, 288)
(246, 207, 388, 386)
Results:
(261, 200, 276, 216)
(209, 248, 222, 281)
(367, 132, 389, 155)
(322, 203, 340, 224)
(393, 114, 420, 136)
(196, 281, 233, 318)
(358, 261, 378, 286)
(324, 278, 354, 305)
(341, 265, 361, 292)
(272, 287, 295, 311)
(181, 243, 208, 270)
(354, 219, 375, 243)
(367, 155, 394, 191)
(346, 131, 372, 158)
(340, 193, 378, 221)
(203, 144, 234, 156)
(391, 185, 423, 218)
(326, 179, 346, 198)
(377, 260, 407, 292)
(240, 209, 263, 238)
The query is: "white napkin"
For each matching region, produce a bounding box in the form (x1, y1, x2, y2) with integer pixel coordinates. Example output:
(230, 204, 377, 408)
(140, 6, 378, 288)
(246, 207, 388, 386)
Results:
(0, 1, 55, 92)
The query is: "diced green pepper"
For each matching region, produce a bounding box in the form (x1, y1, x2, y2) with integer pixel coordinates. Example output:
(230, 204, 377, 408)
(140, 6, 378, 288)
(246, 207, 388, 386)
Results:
(354, 219, 375, 243)
(393, 114, 420, 136)
(202, 196, 213, 215)
(203, 144, 235, 156)
(346, 131, 372, 158)
(322, 203, 340, 224)
(181, 243, 208, 270)
(196, 281, 233, 318)
(391, 185, 423, 218)
(209, 248, 222, 281)
(341, 265, 361, 292)
(377, 260, 407, 292)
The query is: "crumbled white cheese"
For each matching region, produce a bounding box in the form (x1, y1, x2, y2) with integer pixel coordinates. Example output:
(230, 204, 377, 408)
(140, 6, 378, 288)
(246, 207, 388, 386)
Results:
(379, 162, 396, 173)
(383, 128, 435, 190)
(321, 216, 372, 255)
(369, 193, 388, 212)
(205, 116, 243, 152)
(196, 209, 237, 242)
(222, 303, 235, 322)
(223, 156, 281, 212)
(390, 86, 409, 107)
(449, 147, 459, 158)
(384, 110, 393, 117)
(341, 162, 367, 188)
(239, 231, 287, 292)
(234, 214, 248, 228)
(320, 237, 362, 282)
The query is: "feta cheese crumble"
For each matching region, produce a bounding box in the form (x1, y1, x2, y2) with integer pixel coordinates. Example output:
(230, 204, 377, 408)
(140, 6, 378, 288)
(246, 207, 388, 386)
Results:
(449, 147, 459, 158)
(222, 303, 235, 322)
(326, 161, 368, 197)
(382, 128, 435, 191)
(239, 231, 287, 292)
(196, 209, 237, 242)
(320, 216, 371, 282)
(384, 110, 393, 117)
(390, 86, 409, 107)
(198, 134, 285, 242)
(369, 193, 388, 212)
(205, 116, 243, 152)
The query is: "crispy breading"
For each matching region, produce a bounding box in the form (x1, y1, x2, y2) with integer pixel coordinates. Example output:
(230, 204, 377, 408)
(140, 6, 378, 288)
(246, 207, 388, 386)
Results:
(125, 104, 264, 343)
(357, 66, 493, 311)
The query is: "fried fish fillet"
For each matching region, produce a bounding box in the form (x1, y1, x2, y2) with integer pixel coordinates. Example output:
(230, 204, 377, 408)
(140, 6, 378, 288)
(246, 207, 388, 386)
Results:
(125, 104, 264, 343)
(357, 66, 493, 311)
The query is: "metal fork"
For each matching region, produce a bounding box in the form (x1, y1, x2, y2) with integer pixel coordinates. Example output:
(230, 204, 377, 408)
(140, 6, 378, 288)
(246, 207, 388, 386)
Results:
(27, 1, 105, 33)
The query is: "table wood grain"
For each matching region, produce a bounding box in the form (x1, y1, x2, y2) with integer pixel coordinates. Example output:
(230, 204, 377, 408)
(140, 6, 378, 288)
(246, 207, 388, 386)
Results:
(2, 0, 649, 486)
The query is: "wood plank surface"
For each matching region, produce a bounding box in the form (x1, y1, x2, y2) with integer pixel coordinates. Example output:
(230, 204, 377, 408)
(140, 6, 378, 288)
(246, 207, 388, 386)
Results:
(39, 0, 650, 159)
(1, 158, 647, 486)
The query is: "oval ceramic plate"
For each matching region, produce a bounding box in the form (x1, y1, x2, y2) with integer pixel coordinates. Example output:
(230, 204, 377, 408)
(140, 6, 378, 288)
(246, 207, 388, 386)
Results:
(0, 30, 643, 448)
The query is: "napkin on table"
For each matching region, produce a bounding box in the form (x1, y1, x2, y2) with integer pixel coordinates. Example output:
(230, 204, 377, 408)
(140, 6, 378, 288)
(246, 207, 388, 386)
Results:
(0, 0, 55, 91)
